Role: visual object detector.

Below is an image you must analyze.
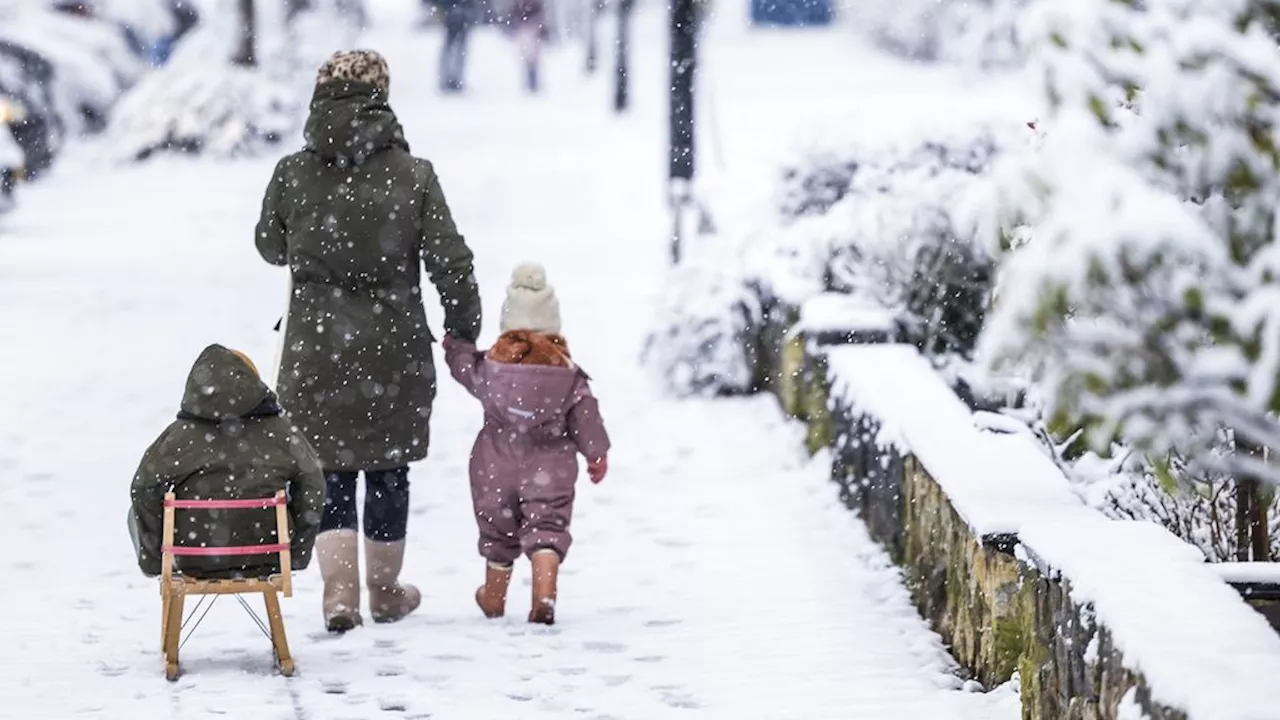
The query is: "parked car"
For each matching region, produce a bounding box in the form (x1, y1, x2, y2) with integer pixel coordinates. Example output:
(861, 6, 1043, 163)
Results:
(0, 95, 26, 214)
(0, 1, 155, 179)
(0, 40, 63, 179)
(0, 10, 146, 133)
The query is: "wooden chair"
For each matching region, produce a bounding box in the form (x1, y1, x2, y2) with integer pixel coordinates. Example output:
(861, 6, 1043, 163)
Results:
(160, 491, 295, 681)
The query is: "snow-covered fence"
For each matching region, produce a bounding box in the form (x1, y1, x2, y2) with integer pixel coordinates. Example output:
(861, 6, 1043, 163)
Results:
(790, 338, 1280, 718)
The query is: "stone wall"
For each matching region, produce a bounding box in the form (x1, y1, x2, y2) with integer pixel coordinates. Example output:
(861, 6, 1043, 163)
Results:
(823, 389, 1194, 719)
(747, 293, 1203, 719)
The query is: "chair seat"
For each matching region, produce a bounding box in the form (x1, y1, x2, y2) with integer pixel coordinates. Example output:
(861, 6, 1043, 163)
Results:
(166, 574, 287, 596)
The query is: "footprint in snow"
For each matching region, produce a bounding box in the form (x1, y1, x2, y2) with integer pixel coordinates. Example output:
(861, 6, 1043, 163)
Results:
(653, 686, 701, 709)
(582, 641, 626, 654)
(376, 665, 404, 677)
(644, 619, 682, 628)
(379, 698, 408, 712)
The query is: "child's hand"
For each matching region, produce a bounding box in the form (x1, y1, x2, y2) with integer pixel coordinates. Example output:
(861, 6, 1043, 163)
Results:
(587, 456, 607, 484)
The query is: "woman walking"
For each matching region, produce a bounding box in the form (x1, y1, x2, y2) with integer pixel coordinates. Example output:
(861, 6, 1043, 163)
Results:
(506, 0, 548, 92)
(255, 50, 483, 632)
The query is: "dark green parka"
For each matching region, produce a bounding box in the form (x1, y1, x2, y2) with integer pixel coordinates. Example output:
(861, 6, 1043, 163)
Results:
(255, 80, 482, 471)
(130, 345, 326, 579)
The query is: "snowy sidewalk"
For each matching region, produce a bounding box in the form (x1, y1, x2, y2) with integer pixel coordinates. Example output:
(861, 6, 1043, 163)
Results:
(0, 3, 1020, 718)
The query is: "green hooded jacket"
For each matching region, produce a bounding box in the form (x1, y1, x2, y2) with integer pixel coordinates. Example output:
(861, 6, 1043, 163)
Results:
(254, 80, 482, 470)
(129, 345, 326, 579)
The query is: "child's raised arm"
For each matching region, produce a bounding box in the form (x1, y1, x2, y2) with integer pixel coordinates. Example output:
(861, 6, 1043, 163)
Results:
(442, 334, 486, 398)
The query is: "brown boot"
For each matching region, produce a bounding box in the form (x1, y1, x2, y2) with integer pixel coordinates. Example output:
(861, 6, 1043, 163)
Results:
(528, 549, 560, 625)
(475, 562, 514, 619)
(315, 529, 363, 633)
(365, 539, 422, 623)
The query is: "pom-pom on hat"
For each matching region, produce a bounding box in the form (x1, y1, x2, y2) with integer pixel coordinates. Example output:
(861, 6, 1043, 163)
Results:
(500, 263, 561, 334)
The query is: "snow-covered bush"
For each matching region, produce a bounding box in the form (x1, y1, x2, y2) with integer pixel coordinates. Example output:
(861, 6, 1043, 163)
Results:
(789, 132, 1005, 359)
(969, 0, 1280, 488)
(104, 23, 296, 161)
(102, 2, 354, 161)
(776, 153, 859, 219)
(641, 253, 762, 397)
(844, 0, 1030, 69)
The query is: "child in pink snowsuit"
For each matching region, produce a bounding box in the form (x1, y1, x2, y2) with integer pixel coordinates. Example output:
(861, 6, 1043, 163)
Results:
(442, 262, 610, 625)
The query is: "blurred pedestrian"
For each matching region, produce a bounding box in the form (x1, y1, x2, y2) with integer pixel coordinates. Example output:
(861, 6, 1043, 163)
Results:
(150, 0, 199, 66)
(506, 0, 548, 92)
(437, 0, 475, 93)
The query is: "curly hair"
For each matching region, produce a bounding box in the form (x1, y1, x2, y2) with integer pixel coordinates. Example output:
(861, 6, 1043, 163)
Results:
(486, 330, 572, 367)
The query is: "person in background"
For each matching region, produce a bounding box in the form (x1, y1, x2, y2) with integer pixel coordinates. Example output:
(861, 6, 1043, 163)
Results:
(150, 0, 199, 67)
(505, 0, 548, 92)
(437, 0, 476, 93)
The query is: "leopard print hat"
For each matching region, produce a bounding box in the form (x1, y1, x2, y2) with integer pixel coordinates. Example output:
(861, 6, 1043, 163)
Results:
(316, 50, 390, 96)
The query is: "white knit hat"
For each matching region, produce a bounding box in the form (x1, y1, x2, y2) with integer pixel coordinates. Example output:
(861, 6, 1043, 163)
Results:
(500, 263, 561, 334)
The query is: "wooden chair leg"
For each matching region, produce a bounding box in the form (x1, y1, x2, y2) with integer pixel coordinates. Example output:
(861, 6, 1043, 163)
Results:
(162, 591, 185, 681)
(160, 590, 171, 652)
(262, 589, 294, 677)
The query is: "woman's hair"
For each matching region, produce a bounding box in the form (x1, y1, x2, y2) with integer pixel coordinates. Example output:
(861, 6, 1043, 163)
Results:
(486, 330, 572, 367)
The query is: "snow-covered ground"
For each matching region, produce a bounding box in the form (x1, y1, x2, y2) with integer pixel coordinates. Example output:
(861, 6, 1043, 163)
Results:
(0, 2, 1026, 717)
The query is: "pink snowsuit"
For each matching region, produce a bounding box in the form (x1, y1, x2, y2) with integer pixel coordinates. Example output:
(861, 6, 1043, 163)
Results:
(442, 336, 610, 565)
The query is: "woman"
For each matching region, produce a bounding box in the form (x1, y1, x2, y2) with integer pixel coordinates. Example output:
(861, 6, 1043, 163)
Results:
(506, 0, 548, 92)
(255, 50, 482, 632)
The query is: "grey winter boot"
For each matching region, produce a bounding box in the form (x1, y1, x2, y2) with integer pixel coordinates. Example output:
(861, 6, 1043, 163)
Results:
(316, 529, 363, 633)
(365, 539, 422, 623)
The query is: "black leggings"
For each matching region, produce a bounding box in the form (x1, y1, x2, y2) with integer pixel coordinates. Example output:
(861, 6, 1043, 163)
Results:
(320, 467, 411, 542)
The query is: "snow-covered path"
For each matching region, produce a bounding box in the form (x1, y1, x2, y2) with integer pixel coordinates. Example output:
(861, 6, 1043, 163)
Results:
(0, 4, 1023, 718)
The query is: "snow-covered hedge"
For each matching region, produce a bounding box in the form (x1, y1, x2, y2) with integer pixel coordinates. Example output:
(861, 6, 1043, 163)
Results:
(843, 0, 1030, 69)
(640, 256, 762, 397)
(644, 127, 1015, 397)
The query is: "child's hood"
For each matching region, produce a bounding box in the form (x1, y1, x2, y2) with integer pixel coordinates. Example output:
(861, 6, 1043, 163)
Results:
(477, 360, 584, 431)
(179, 344, 276, 421)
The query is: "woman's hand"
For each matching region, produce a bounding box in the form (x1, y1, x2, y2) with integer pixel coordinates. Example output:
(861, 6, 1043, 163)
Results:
(587, 456, 607, 484)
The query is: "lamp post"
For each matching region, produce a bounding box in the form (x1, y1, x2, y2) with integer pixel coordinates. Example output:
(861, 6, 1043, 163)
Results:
(586, 0, 602, 72)
(667, 0, 697, 264)
(614, 0, 634, 111)
(232, 0, 257, 67)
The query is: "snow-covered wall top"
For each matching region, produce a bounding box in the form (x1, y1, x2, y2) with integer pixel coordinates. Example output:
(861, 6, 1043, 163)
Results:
(827, 342, 1280, 718)
(826, 343, 1088, 538)
(1019, 517, 1280, 719)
